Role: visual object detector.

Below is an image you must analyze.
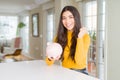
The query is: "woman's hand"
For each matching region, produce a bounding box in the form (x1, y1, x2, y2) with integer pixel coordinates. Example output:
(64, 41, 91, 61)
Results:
(47, 57, 54, 61)
(48, 55, 60, 61)
(78, 27, 88, 38)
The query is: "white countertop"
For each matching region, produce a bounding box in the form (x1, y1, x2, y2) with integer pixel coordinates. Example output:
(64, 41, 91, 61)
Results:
(0, 60, 99, 80)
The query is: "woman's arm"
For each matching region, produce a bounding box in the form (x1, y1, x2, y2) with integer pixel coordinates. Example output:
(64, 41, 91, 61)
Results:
(75, 33, 90, 65)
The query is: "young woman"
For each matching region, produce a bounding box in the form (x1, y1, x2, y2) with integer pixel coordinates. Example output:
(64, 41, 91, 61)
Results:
(46, 6, 90, 74)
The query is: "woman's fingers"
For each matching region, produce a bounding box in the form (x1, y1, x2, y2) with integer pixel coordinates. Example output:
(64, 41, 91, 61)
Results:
(48, 57, 54, 61)
(48, 55, 60, 61)
(78, 27, 88, 38)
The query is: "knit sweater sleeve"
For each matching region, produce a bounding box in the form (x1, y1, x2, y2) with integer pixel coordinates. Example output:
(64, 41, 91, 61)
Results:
(45, 57, 55, 66)
(75, 33, 90, 65)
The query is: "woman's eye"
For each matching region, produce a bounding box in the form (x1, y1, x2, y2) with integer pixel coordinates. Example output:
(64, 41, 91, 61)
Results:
(62, 16, 74, 20)
(69, 16, 74, 19)
(62, 17, 66, 20)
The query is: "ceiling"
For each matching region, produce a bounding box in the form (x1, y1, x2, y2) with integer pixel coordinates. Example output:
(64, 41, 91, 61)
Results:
(0, 0, 50, 14)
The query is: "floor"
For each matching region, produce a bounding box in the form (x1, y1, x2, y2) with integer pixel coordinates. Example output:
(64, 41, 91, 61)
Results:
(0, 54, 34, 63)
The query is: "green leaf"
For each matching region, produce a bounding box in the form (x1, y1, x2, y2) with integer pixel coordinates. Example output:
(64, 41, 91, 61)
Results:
(18, 22, 26, 28)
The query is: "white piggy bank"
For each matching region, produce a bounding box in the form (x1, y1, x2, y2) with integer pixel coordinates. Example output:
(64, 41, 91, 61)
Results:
(46, 42, 63, 59)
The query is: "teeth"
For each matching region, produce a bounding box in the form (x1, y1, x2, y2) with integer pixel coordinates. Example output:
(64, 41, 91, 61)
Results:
(66, 24, 71, 27)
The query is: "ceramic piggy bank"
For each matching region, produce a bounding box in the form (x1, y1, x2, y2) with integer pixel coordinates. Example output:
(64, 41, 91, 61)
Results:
(46, 42, 63, 59)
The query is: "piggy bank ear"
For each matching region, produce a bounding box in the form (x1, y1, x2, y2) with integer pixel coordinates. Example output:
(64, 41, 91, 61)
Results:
(47, 42, 52, 45)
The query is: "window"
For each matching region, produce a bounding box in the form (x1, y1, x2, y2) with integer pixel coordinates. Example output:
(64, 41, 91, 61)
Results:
(85, 0, 97, 32)
(0, 16, 18, 40)
(0, 16, 18, 47)
(81, 0, 105, 80)
(20, 16, 29, 53)
(82, 0, 97, 77)
(46, 8, 54, 42)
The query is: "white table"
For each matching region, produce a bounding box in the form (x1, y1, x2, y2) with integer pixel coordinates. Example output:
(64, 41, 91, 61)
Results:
(0, 60, 99, 80)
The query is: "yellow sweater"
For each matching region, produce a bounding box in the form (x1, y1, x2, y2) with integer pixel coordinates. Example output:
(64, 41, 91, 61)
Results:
(46, 31, 90, 69)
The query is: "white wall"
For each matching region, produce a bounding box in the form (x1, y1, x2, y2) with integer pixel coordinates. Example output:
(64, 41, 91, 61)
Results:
(105, 0, 120, 80)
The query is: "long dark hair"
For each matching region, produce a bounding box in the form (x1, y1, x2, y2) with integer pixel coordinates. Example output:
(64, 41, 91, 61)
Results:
(56, 6, 82, 62)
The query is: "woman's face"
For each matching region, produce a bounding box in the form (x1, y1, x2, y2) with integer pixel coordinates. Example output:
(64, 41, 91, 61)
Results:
(62, 11, 75, 31)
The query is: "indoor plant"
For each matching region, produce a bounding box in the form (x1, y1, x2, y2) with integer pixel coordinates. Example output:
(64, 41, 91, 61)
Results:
(16, 22, 26, 36)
